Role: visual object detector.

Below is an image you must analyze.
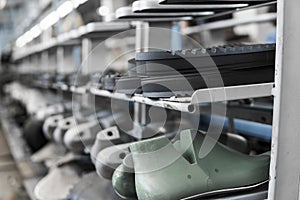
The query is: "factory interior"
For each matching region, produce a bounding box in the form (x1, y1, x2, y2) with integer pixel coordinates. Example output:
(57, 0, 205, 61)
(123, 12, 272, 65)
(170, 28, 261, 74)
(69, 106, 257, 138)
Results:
(0, 0, 299, 199)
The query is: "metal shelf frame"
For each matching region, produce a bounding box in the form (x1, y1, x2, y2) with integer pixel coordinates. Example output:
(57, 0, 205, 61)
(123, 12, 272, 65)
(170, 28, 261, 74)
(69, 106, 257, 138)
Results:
(13, 22, 132, 61)
(89, 82, 274, 113)
(268, 0, 300, 199)
(9, 0, 299, 199)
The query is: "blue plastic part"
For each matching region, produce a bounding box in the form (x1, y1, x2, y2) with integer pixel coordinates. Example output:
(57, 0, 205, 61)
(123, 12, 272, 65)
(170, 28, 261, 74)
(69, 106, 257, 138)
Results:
(266, 28, 276, 44)
(200, 115, 272, 142)
(171, 23, 183, 51)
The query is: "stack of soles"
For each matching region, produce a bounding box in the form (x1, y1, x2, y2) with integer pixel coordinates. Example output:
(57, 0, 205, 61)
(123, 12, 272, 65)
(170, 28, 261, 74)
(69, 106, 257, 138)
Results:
(116, 44, 275, 98)
(159, 0, 273, 5)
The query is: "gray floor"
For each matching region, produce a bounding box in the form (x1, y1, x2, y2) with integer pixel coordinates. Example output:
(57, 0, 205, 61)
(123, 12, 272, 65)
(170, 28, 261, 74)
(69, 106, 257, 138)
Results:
(0, 127, 28, 200)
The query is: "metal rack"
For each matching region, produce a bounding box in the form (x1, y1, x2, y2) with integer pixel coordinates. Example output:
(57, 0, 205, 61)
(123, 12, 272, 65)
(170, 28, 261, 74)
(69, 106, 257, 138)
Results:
(0, 109, 46, 200)
(13, 22, 132, 61)
(89, 82, 274, 113)
(7, 0, 299, 199)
